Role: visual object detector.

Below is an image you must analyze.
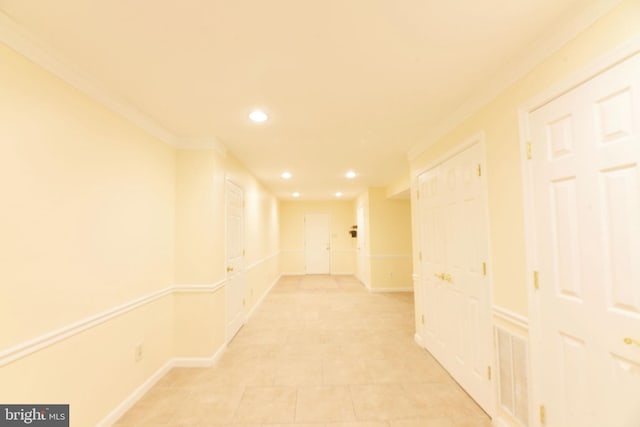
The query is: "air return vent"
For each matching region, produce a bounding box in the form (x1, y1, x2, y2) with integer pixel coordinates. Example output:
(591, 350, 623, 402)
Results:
(496, 327, 529, 426)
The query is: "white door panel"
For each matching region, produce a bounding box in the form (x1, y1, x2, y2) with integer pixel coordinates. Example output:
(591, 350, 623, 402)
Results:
(304, 213, 330, 274)
(528, 53, 640, 426)
(418, 141, 493, 413)
(226, 180, 245, 341)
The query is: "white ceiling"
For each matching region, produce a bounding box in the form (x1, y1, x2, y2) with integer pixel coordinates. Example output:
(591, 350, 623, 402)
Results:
(0, 0, 615, 199)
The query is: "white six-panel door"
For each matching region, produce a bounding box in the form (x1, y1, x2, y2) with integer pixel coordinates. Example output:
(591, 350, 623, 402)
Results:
(304, 212, 331, 274)
(417, 140, 493, 414)
(527, 52, 640, 426)
(225, 179, 245, 340)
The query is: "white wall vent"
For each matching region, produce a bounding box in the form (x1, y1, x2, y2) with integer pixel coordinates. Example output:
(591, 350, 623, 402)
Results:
(496, 326, 529, 426)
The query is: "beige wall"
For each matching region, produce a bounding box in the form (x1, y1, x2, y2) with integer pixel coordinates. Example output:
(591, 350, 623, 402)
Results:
(0, 39, 280, 425)
(410, 0, 640, 317)
(0, 42, 176, 349)
(279, 201, 356, 274)
(357, 188, 413, 290)
(0, 41, 176, 426)
(174, 149, 281, 356)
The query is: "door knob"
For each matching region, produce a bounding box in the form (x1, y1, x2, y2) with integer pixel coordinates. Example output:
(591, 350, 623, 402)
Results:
(433, 273, 452, 282)
(624, 337, 640, 346)
(226, 267, 234, 272)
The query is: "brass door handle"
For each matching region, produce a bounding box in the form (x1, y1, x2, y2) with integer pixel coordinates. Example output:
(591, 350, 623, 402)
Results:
(226, 267, 234, 272)
(434, 273, 452, 282)
(624, 337, 640, 346)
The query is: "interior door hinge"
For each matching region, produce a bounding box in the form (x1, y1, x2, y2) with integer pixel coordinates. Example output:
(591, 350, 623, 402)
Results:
(242, 298, 246, 307)
(482, 262, 487, 276)
(421, 314, 425, 325)
(416, 190, 420, 200)
(477, 164, 482, 177)
(487, 366, 492, 380)
(533, 271, 540, 290)
(242, 249, 246, 256)
(526, 142, 533, 160)
(540, 405, 546, 425)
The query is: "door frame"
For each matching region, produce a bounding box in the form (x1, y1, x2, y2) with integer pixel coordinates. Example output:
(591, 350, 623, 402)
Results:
(412, 131, 496, 415)
(224, 177, 245, 341)
(303, 211, 331, 274)
(518, 38, 640, 427)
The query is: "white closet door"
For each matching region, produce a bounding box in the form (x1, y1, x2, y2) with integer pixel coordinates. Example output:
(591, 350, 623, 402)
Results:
(528, 52, 640, 426)
(418, 141, 493, 413)
(226, 179, 245, 340)
(304, 213, 330, 274)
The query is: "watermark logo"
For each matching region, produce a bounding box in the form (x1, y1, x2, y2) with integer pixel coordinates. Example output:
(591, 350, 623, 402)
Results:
(0, 405, 68, 426)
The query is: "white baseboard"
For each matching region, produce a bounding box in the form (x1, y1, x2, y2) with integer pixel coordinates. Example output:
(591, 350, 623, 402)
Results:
(173, 343, 227, 368)
(370, 286, 413, 293)
(99, 341, 227, 426)
(97, 359, 174, 427)
(246, 274, 281, 322)
(99, 274, 281, 426)
(414, 333, 424, 347)
(492, 416, 514, 427)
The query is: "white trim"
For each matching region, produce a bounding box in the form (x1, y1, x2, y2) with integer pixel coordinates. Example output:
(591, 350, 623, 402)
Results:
(281, 271, 305, 276)
(97, 343, 227, 427)
(96, 359, 174, 427)
(492, 306, 529, 330)
(0, 287, 169, 367)
(172, 342, 227, 368)
(245, 252, 280, 271)
(521, 36, 640, 114)
(407, 0, 624, 160)
(173, 280, 226, 293)
(0, 280, 226, 368)
(491, 417, 513, 427)
(412, 132, 485, 179)
(246, 274, 282, 322)
(414, 333, 424, 348)
(98, 268, 282, 426)
(368, 254, 412, 259)
(0, 12, 228, 156)
(370, 287, 413, 293)
(174, 137, 228, 157)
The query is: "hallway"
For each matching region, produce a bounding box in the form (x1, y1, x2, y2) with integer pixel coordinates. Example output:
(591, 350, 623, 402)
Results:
(114, 275, 490, 426)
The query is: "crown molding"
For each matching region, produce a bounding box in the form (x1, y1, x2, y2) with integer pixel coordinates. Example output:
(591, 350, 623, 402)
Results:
(407, 0, 623, 161)
(0, 11, 228, 156)
(174, 137, 228, 157)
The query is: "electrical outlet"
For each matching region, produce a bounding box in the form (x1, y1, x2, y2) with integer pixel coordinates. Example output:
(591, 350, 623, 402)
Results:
(134, 343, 143, 362)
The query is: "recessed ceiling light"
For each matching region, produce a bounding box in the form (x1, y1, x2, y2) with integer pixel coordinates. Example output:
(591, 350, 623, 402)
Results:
(345, 171, 357, 179)
(281, 171, 292, 179)
(249, 110, 268, 122)
(292, 192, 300, 198)
(336, 192, 343, 197)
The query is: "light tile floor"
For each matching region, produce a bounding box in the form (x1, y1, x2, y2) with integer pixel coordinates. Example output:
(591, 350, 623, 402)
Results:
(114, 275, 491, 427)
